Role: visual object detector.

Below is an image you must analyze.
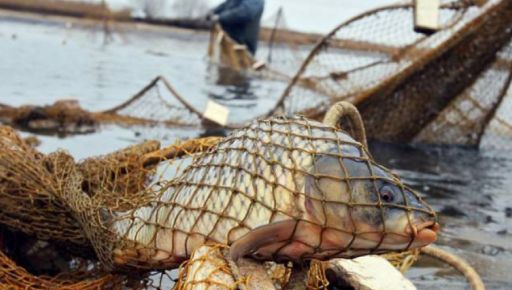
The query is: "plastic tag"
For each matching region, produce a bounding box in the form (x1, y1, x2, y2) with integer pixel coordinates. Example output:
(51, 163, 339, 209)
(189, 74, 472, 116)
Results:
(203, 100, 229, 126)
(414, 0, 440, 34)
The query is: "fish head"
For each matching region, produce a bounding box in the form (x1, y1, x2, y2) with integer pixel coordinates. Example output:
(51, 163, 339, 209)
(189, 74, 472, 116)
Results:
(303, 146, 439, 258)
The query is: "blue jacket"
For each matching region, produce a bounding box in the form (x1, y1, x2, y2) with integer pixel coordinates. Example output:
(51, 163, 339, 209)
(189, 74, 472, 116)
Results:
(213, 0, 264, 55)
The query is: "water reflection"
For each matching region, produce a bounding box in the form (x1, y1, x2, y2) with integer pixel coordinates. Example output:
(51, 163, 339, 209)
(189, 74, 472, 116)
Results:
(209, 66, 257, 102)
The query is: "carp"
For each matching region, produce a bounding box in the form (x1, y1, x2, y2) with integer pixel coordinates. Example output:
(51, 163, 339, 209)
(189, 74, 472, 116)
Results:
(110, 116, 438, 268)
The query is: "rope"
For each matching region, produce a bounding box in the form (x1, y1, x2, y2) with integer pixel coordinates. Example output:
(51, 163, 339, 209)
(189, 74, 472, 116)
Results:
(421, 245, 486, 290)
(323, 101, 368, 148)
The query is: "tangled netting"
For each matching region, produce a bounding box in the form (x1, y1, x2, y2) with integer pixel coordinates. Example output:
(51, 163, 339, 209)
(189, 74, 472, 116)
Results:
(0, 125, 221, 289)
(0, 104, 440, 288)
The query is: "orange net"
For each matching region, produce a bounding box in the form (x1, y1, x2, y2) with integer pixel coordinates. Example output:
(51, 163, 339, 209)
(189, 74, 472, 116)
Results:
(0, 248, 119, 290)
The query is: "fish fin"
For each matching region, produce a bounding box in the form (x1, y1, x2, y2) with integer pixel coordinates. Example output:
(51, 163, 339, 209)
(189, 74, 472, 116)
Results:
(229, 220, 297, 261)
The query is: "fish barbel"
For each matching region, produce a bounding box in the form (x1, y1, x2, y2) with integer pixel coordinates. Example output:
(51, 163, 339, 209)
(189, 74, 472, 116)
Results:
(111, 116, 438, 268)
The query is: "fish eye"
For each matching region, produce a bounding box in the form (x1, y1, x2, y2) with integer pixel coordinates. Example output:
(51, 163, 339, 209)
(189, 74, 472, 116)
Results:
(379, 185, 395, 203)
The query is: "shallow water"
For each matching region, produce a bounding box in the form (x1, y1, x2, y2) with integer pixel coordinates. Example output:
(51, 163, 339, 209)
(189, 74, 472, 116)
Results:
(0, 11, 511, 290)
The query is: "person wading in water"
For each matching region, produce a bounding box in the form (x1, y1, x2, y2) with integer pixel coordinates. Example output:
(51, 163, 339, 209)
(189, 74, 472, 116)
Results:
(207, 0, 265, 55)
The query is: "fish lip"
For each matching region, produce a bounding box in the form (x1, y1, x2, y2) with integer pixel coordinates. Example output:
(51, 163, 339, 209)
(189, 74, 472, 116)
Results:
(406, 221, 440, 245)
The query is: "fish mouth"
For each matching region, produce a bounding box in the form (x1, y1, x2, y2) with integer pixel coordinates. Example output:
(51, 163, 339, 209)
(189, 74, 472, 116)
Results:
(406, 221, 440, 245)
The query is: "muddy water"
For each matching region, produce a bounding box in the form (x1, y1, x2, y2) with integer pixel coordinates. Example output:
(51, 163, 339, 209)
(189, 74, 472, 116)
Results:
(0, 12, 511, 290)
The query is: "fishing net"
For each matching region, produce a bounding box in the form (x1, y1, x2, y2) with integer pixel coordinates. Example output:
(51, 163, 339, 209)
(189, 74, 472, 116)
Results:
(174, 245, 248, 290)
(414, 38, 512, 147)
(0, 248, 119, 290)
(0, 126, 87, 248)
(269, 0, 512, 148)
(0, 76, 207, 135)
(0, 103, 437, 288)
(268, 0, 480, 118)
(98, 0, 512, 148)
(258, 7, 315, 77)
(95, 76, 204, 128)
(357, 0, 512, 143)
(208, 24, 258, 71)
(0, 126, 222, 288)
(0, 100, 96, 135)
(479, 89, 512, 149)
(70, 115, 437, 272)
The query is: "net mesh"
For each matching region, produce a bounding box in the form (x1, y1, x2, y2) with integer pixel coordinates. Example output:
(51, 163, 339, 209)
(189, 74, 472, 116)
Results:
(0, 247, 119, 290)
(414, 39, 512, 147)
(208, 24, 257, 71)
(0, 126, 222, 289)
(0, 126, 88, 248)
(270, 0, 512, 148)
(357, 0, 512, 144)
(258, 7, 315, 77)
(0, 100, 96, 135)
(174, 245, 246, 290)
(96, 76, 203, 128)
(268, 1, 477, 117)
